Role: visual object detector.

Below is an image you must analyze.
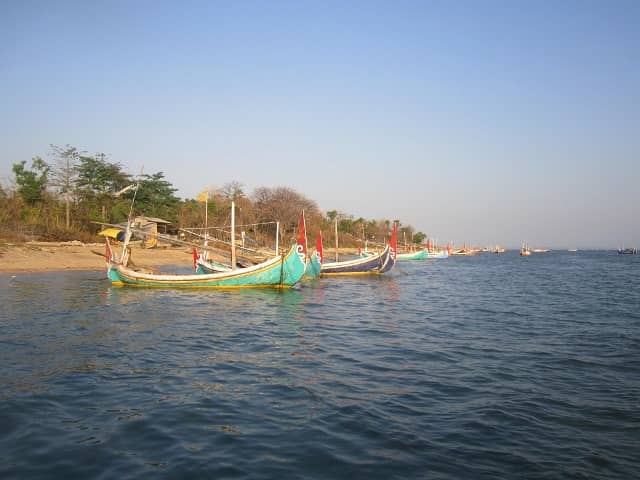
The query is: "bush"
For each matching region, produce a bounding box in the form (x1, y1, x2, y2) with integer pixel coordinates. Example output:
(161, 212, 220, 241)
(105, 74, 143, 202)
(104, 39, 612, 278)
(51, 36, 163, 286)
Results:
(35, 225, 98, 243)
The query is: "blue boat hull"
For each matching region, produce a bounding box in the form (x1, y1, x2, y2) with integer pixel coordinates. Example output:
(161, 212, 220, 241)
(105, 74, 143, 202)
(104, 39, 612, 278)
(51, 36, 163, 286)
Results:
(321, 245, 395, 276)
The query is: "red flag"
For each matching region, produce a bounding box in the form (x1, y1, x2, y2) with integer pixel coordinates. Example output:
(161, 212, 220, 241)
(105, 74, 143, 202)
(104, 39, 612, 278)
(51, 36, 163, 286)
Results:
(426, 238, 431, 251)
(389, 223, 398, 259)
(192, 248, 199, 271)
(316, 230, 323, 264)
(296, 210, 307, 257)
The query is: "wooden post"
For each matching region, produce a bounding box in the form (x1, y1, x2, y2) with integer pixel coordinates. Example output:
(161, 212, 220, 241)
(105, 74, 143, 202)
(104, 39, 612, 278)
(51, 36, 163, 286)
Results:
(204, 190, 209, 247)
(335, 217, 339, 262)
(231, 201, 236, 270)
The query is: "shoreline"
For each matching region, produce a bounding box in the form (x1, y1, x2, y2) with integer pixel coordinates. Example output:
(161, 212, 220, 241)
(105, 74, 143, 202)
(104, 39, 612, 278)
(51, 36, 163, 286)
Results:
(0, 242, 196, 273)
(0, 241, 364, 274)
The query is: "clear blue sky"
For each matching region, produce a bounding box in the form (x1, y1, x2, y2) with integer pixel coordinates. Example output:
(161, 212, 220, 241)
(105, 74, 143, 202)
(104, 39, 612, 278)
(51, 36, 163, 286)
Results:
(1, 0, 638, 249)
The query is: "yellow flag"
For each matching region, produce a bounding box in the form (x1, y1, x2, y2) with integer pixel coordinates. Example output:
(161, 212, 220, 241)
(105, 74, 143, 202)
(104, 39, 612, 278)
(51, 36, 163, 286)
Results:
(197, 190, 209, 202)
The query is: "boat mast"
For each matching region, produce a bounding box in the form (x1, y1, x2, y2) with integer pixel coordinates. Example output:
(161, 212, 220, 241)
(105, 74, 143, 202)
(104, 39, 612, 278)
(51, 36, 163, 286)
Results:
(120, 173, 141, 266)
(335, 216, 339, 262)
(204, 189, 209, 247)
(231, 200, 236, 270)
(303, 210, 308, 255)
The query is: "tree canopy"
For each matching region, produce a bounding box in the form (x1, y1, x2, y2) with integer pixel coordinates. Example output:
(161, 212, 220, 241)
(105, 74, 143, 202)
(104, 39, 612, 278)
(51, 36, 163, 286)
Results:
(3, 145, 426, 244)
(12, 157, 49, 205)
(134, 172, 180, 221)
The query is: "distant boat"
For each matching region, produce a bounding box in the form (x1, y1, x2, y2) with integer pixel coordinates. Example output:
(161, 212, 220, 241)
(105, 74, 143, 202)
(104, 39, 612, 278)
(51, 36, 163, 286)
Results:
(396, 249, 428, 261)
(424, 239, 450, 259)
(426, 250, 449, 259)
(358, 250, 431, 261)
(618, 247, 637, 255)
(451, 243, 476, 256)
(321, 223, 397, 276)
(532, 248, 550, 253)
(520, 242, 531, 257)
(568, 249, 578, 253)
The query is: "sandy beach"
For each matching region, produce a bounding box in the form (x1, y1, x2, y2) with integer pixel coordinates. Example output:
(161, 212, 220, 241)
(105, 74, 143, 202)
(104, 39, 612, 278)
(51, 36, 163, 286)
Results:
(0, 242, 196, 273)
(0, 241, 363, 274)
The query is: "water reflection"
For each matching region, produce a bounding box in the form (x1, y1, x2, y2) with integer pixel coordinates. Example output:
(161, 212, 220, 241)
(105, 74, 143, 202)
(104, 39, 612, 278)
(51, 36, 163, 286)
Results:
(1, 271, 400, 404)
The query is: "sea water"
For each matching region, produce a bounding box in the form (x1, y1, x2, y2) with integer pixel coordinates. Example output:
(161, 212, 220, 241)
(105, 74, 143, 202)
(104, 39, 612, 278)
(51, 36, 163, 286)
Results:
(1, 251, 638, 479)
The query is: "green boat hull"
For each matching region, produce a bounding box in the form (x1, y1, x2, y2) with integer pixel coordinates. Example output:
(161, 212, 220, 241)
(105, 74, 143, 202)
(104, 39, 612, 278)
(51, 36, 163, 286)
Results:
(303, 251, 322, 279)
(108, 244, 305, 288)
(396, 249, 428, 261)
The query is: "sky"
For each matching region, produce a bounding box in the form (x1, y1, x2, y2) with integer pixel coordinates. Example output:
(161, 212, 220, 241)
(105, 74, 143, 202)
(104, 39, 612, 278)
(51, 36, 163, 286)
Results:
(1, 0, 638, 249)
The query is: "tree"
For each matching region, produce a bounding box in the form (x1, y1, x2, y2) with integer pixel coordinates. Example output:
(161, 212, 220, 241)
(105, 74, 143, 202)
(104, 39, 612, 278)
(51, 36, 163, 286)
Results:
(12, 157, 50, 205)
(252, 186, 319, 244)
(220, 180, 245, 201)
(338, 216, 354, 234)
(353, 217, 366, 239)
(75, 153, 131, 222)
(76, 153, 130, 196)
(177, 199, 203, 230)
(326, 210, 338, 222)
(413, 232, 426, 244)
(399, 225, 414, 246)
(133, 172, 180, 221)
(49, 144, 81, 228)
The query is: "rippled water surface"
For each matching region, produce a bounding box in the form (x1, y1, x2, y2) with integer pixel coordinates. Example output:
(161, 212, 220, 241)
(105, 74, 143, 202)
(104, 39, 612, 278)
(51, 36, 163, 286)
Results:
(1, 251, 639, 479)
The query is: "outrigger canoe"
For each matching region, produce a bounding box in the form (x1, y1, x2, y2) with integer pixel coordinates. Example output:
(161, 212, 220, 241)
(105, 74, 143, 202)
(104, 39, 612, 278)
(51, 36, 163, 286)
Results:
(396, 249, 428, 260)
(107, 241, 305, 288)
(106, 210, 307, 288)
(320, 224, 397, 276)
